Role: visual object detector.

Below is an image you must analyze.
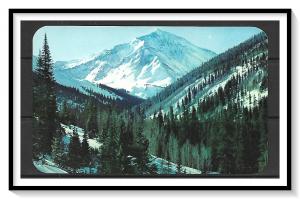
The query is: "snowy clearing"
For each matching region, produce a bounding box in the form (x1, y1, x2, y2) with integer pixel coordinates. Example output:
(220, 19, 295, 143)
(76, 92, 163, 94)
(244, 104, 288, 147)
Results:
(149, 155, 201, 174)
(61, 123, 102, 150)
(33, 160, 68, 174)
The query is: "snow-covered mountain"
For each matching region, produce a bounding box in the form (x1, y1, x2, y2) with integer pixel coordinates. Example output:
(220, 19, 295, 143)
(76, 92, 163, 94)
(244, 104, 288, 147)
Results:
(51, 29, 216, 99)
(142, 32, 268, 117)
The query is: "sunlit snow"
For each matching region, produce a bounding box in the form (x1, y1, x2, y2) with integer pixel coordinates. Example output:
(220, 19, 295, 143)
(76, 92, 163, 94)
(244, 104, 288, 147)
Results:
(51, 29, 216, 99)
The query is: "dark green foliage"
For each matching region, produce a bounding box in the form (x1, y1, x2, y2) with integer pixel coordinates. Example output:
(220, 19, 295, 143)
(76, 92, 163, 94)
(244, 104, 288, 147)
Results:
(51, 128, 65, 166)
(144, 95, 268, 174)
(59, 100, 72, 125)
(142, 32, 268, 175)
(176, 148, 182, 174)
(80, 131, 91, 166)
(33, 32, 268, 175)
(33, 34, 58, 157)
(140, 32, 267, 112)
(98, 83, 144, 107)
(85, 100, 98, 138)
(67, 128, 82, 171)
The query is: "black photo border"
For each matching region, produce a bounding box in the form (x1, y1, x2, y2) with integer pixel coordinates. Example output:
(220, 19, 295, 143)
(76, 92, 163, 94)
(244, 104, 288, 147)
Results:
(9, 8, 292, 190)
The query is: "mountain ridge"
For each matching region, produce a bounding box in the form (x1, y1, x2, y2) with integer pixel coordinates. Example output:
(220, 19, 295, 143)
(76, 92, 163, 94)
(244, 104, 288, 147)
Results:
(140, 32, 268, 117)
(39, 29, 216, 99)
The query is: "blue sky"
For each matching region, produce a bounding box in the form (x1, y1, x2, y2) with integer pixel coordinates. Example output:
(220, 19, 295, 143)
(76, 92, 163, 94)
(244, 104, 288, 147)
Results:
(33, 26, 263, 61)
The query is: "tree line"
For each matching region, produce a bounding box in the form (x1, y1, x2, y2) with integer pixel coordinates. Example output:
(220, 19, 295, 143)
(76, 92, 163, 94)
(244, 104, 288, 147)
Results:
(33, 34, 152, 175)
(33, 32, 269, 175)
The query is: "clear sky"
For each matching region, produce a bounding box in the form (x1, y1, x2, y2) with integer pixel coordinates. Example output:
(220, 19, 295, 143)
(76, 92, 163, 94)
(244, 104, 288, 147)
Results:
(33, 26, 263, 61)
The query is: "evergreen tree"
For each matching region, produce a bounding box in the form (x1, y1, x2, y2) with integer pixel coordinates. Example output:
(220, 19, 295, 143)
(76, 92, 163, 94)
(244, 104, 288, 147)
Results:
(33, 34, 58, 157)
(169, 106, 174, 123)
(257, 98, 268, 172)
(51, 130, 65, 166)
(67, 127, 82, 171)
(80, 131, 91, 167)
(176, 148, 182, 174)
(190, 106, 200, 144)
(100, 110, 122, 175)
(221, 120, 236, 174)
(85, 100, 98, 138)
(60, 100, 71, 124)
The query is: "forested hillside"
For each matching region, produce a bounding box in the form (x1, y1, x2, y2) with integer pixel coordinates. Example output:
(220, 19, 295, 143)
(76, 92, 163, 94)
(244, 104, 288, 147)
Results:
(33, 35, 163, 175)
(32, 32, 268, 175)
(139, 32, 268, 174)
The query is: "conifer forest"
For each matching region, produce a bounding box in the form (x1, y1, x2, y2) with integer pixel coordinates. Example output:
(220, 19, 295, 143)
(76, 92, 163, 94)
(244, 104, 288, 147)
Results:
(32, 28, 268, 175)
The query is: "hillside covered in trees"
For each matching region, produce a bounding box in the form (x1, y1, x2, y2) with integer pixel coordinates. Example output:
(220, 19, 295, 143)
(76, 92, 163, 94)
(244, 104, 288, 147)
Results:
(32, 31, 268, 176)
(140, 32, 268, 174)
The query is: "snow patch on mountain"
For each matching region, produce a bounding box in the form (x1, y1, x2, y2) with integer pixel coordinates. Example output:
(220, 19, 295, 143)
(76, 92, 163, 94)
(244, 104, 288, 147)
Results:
(50, 29, 216, 99)
(146, 61, 267, 117)
(84, 62, 106, 82)
(54, 68, 122, 100)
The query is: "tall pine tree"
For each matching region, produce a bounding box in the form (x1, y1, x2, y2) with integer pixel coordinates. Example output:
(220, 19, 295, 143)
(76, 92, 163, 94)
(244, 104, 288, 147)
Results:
(67, 127, 82, 171)
(80, 131, 91, 167)
(33, 34, 58, 157)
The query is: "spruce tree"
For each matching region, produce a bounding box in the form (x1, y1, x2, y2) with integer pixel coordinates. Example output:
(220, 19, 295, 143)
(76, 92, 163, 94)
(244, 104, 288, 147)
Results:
(81, 131, 91, 167)
(51, 129, 65, 166)
(33, 34, 58, 157)
(67, 127, 82, 171)
(190, 106, 200, 144)
(60, 100, 70, 124)
(86, 100, 98, 138)
(257, 98, 268, 172)
(176, 148, 182, 174)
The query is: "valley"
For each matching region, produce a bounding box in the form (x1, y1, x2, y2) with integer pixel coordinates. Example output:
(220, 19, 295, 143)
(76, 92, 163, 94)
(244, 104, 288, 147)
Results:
(32, 29, 268, 175)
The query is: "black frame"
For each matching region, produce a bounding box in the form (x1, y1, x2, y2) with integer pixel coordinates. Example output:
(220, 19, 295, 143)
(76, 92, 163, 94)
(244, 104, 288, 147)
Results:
(9, 8, 292, 190)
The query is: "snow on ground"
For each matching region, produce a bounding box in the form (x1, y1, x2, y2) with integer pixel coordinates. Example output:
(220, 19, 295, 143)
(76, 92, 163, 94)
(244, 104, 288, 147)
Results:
(61, 123, 102, 150)
(54, 68, 122, 100)
(148, 155, 201, 174)
(33, 157, 98, 174)
(87, 139, 102, 150)
(52, 29, 215, 99)
(33, 160, 68, 174)
(34, 124, 102, 174)
(148, 62, 267, 117)
(240, 89, 268, 109)
(84, 62, 105, 82)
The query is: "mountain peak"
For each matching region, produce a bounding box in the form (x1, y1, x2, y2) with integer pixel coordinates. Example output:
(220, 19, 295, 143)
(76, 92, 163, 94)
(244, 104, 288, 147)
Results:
(154, 28, 166, 34)
(139, 29, 176, 40)
(53, 29, 217, 99)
